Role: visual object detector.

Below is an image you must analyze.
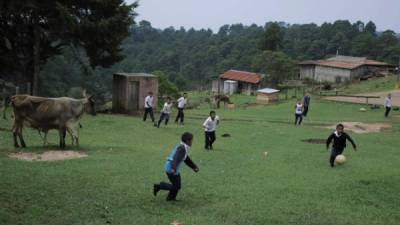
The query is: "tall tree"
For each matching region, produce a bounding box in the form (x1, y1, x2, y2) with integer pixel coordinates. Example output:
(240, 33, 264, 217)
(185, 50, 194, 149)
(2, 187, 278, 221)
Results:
(365, 21, 377, 35)
(0, 0, 137, 95)
(260, 22, 284, 51)
(252, 50, 296, 86)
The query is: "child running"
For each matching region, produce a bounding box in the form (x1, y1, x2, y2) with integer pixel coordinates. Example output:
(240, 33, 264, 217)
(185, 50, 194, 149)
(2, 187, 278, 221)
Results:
(384, 93, 392, 117)
(143, 92, 155, 123)
(175, 93, 188, 125)
(326, 124, 357, 167)
(203, 111, 220, 150)
(153, 132, 199, 201)
(157, 97, 173, 128)
(303, 93, 311, 117)
(294, 100, 303, 125)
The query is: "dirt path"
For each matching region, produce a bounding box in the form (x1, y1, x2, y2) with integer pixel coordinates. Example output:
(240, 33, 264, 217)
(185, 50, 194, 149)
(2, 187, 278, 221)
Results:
(8, 150, 88, 161)
(324, 90, 400, 106)
(320, 122, 391, 134)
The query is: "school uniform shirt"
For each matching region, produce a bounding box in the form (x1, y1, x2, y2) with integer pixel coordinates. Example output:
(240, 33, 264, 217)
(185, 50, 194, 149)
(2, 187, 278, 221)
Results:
(384, 97, 392, 108)
(326, 131, 356, 151)
(177, 97, 187, 109)
(165, 142, 197, 175)
(144, 96, 153, 108)
(203, 116, 219, 132)
(162, 102, 173, 114)
(295, 103, 303, 115)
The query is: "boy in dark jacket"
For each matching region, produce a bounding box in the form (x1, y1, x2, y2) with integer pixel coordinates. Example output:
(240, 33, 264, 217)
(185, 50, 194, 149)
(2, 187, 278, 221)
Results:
(326, 123, 357, 167)
(153, 132, 199, 201)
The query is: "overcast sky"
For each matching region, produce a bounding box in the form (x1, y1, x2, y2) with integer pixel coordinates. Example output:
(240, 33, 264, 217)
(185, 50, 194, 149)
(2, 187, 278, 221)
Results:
(126, 0, 400, 32)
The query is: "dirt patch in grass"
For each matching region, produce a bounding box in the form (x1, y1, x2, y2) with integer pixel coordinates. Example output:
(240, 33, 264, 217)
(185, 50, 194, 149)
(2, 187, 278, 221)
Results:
(8, 150, 88, 162)
(302, 138, 326, 144)
(321, 122, 391, 134)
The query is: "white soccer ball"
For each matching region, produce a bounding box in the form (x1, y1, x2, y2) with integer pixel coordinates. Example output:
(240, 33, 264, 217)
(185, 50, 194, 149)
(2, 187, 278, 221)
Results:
(335, 154, 346, 165)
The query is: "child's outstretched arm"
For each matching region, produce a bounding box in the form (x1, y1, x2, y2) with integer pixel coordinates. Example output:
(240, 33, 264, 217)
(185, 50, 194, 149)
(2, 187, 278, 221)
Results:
(184, 156, 199, 172)
(346, 134, 357, 151)
(326, 133, 334, 149)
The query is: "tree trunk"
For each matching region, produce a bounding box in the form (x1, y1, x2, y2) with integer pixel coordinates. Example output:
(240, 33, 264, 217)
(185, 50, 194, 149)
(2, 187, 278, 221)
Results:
(32, 23, 40, 96)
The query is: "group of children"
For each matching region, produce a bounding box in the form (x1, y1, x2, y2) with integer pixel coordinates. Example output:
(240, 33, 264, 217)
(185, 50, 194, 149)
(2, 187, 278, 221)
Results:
(151, 90, 400, 201)
(143, 92, 188, 127)
(149, 91, 363, 201)
(143, 92, 221, 151)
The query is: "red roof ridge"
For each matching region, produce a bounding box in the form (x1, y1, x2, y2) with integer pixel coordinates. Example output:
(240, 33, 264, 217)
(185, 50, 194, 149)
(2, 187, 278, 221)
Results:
(220, 70, 263, 84)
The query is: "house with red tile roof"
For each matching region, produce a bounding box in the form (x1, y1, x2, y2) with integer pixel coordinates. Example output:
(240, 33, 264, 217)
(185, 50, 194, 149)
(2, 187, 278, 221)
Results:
(212, 70, 265, 95)
(299, 56, 396, 83)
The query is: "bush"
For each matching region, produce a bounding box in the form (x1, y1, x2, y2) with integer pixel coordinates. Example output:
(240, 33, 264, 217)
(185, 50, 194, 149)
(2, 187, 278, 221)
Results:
(322, 82, 333, 90)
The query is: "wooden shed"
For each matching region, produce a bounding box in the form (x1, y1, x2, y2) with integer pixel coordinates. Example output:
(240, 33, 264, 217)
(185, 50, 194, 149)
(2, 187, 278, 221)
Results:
(112, 73, 159, 114)
(256, 88, 280, 104)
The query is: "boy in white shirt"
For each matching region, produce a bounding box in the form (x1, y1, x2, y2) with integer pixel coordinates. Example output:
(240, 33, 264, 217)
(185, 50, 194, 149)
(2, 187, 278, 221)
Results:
(157, 97, 173, 128)
(143, 92, 155, 123)
(203, 111, 220, 150)
(175, 93, 187, 125)
(384, 93, 392, 117)
(294, 100, 303, 125)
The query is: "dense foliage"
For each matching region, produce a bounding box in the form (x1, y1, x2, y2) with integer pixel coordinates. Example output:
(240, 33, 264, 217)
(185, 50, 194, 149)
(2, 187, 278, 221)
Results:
(0, 0, 137, 95)
(3, 19, 400, 101)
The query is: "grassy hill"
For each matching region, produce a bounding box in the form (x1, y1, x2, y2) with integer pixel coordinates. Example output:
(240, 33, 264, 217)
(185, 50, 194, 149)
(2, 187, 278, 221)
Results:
(0, 96, 400, 225)
(338, 76, 398, 94)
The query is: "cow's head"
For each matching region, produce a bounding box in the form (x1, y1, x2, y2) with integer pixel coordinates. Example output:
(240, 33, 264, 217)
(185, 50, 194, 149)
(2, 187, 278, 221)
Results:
(84, 95, 96, 116)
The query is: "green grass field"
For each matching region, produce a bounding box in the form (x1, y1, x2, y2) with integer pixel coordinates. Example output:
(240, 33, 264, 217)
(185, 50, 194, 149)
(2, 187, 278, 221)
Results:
(1, 95, 400, 225)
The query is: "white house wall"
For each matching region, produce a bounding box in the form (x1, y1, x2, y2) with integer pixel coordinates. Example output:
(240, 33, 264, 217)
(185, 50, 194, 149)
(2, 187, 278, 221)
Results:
(314, 66, 351, 82)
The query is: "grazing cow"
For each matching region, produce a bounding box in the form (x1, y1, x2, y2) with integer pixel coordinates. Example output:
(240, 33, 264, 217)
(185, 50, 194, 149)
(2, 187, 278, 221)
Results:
(11, 95, 96, 148)
(214, 94, 232, 109)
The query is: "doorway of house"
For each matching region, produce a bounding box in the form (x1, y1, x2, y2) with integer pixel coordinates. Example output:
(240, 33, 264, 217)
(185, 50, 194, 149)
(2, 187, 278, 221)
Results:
(128, 82, 139, 112)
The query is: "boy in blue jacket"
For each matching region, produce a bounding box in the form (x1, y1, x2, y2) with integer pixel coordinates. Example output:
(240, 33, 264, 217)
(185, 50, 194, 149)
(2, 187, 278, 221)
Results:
(153, 132, 199, 201)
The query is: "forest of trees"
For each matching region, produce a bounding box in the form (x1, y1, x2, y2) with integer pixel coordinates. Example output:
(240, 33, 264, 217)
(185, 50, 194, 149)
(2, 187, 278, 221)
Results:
(3, 18, 400, 104)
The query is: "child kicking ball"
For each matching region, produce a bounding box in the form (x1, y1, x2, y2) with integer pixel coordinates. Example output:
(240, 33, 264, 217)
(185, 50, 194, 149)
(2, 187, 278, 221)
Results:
(326, 123, 357, 167)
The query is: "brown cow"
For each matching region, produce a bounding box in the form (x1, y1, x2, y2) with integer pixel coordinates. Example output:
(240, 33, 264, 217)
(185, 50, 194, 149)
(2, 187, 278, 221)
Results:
(214, 94, 232, 109)
(11, 95, 96, 148)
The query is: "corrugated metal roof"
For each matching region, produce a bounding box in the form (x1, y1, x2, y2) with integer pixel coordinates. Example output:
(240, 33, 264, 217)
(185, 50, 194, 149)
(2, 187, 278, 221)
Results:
(257, 88, 280, 94)
(220, 70, 263, 84)
(299, 56, 394, 70)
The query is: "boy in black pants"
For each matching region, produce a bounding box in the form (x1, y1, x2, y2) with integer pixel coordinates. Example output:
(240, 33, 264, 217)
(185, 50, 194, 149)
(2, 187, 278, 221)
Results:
(157, 97, 173, 128)
(326, 124, 357, 167)
(143, 92, 155, 123)
(384, 93, 392, 117)
(153, 132, 199, 201)
(203, 111, 219, 150)
(175, 93, 187, 125)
